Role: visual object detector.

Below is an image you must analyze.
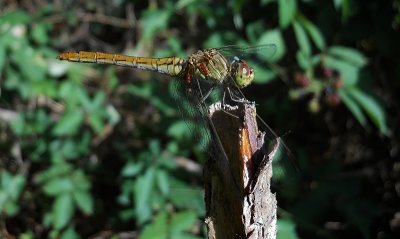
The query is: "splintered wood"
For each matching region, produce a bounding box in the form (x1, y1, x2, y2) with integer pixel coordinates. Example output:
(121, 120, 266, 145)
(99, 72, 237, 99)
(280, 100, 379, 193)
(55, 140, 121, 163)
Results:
(205, 102, 278, 239)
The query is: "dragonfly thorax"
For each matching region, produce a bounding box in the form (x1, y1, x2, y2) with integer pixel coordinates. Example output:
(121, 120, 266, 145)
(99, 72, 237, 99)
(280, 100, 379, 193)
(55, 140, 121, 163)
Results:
(188, 49, 254, 90)
(188, 49, 230, 85)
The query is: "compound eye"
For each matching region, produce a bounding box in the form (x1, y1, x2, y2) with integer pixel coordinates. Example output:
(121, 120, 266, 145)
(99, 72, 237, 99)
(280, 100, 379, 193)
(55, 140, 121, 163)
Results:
(234, 60, 254, 88)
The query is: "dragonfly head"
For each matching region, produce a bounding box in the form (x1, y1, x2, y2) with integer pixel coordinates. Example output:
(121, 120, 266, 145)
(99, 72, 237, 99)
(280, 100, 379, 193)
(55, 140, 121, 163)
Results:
(232, 59, 254, 88)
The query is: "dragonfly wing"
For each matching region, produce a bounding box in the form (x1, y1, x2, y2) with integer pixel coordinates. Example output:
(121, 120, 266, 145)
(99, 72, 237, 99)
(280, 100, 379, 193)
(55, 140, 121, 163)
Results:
(215, 44, 277, 62)
(171, 73, 219, 152)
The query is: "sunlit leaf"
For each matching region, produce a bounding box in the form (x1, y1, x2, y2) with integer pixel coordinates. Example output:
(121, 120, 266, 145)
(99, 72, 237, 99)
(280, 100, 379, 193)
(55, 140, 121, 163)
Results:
(88, 112, 105, 133)
(73, 190, 94, 214)
(346, 87, 389, 135)
(324, 56, 359, 85)
(141, 9, 171, 42)
(34, 163, 73, 183)
(140, 211, 168, 239)
(328, 46, 368, 67)
(257, 30, 286, 63)
(170, 181, 204, 215)
(52, 111, 84, 136)
(60, 226, 80, 239)
(277, 219, 299, 239)
(339, 89, 366, 126)
(176, 0, 197, 9)
(156, 169, 170, 196)
(333, 0, 342, 8)
(167, 120, 190, 139)
(122, 161, 144, 177)
(0, 42, 6, 73)
(170, 211, 197, 234)
(134, 167, 156, 224)
(0, 10, 31, 24)
(0, 171, 25, 216)
(53, 193, 74, 229)
(300, 16, 326, 50)
(12, 46, 47, 82)
(31, 23, 49, 45)
(43, 178, 74, 196)
(296, 50, 312, 70)
(293, 21, 311, 56)
(278, 0, 297, 28)
(250, 61, 277, 84)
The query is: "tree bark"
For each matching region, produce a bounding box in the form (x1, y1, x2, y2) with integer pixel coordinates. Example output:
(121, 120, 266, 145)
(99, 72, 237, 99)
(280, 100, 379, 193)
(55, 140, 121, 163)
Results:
(205, 102, 278, 239)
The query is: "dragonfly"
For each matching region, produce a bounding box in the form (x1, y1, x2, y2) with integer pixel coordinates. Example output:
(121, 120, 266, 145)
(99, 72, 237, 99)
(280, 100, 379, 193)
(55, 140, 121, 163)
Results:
(58, 45, 297, 194)
(57, 45, 293, 158)
(59, 46, 276, 139)
(58, 46, 275, 102)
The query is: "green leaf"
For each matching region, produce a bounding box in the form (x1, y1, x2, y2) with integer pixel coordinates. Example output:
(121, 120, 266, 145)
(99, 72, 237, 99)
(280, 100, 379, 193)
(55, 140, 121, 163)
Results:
(328, 46, 368, 67)
(156, 169, 170, 196)
(339, 89, 366, 126)
(73, 190, 94, 214)
(12, 46, 47, 82)
(0, 172, 25, 198)
(346, 87, 389, 135)
(52, 111, 84, 136)
(0, 10, 31, 24)
(170, 182, 204, 215)
(60, 226, 80, 239)
(324, 56, 359, 85)
(31, 24, 49, 45)
(333, 0, 342, 8)
(170, 211, 197, 234)
(140, 211, 168, 239)
(122, 161, 144, 177)
(53, 193, 74, 229)
(300, 16, 326, 50)
(134, 167, 156, 224)
(31, 79, 57, 98)
(278, 0, 297, 28)
(167, 120, 190, 139)
(339, 0, 350, 22)
(257, 29, 286, 63)
(296, 50, 312, 70)
(245, 20, 265, 43)
(91, 92, 106, 110)
(0, 171, 25, 216)
(252, 64, 277, 84)
(293, 21, 311, 56)
(0, 42, 6, 73)
(141, 9, 171, 42)
(43, 178, 74, 196)
(34, 163, 73, 183)
(176, 0, 197, 9)
(277, 219, 299, 239)
(88, 112, 105, 133)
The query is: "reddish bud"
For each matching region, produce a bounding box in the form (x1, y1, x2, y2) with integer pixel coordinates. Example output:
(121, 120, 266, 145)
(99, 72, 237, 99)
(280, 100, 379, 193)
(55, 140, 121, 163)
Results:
(294, 72, 310, 87)
(323, 68, 333, 78)
(325, 94, 341, 107)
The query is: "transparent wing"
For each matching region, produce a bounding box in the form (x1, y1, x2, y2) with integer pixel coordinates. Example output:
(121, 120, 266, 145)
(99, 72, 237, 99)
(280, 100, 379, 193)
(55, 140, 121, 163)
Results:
(257, 116, 301, 199)
(170, 70, 221, 153)
(215, 44, 277, 62)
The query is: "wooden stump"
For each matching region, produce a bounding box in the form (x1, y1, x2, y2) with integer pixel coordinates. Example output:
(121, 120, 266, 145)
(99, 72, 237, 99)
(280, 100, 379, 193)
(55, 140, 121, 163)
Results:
(205, 102, 279, 239)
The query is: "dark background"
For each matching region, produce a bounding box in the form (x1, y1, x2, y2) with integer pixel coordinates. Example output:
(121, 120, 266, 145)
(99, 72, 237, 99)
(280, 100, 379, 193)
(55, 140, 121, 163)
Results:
(0, 0, 399, 238)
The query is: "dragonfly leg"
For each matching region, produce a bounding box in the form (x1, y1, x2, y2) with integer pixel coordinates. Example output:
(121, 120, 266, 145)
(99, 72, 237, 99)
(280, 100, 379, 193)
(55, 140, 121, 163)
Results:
(199, 86, 214, 103)
(227, 87, 251, 104)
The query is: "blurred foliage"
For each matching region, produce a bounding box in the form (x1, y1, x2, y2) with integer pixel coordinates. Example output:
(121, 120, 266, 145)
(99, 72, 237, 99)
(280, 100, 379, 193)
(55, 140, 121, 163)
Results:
(0, 0, 399, 239)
